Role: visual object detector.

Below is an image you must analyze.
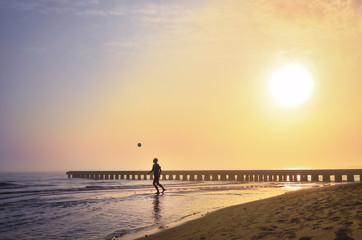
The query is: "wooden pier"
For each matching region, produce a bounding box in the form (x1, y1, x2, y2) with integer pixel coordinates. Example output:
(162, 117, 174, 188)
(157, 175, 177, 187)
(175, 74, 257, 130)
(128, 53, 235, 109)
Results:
(66, 169, 362, 182)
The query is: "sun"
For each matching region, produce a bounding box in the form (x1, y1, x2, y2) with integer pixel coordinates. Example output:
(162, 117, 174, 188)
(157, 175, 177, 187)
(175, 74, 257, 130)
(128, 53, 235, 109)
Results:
(268, 63, 314, 108)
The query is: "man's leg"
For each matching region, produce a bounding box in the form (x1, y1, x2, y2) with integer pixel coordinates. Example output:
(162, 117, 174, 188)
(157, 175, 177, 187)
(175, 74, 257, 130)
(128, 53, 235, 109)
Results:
(153, 178, 160, 193)
(156, 180, 165, 192)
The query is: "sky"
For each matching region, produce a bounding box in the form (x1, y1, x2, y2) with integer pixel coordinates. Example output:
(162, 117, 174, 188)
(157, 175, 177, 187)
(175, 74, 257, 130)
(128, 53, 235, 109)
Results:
(1, 0, 362, 172)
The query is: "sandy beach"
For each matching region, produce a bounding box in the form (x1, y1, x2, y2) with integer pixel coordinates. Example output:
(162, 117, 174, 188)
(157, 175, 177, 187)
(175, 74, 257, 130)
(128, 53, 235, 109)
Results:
(138, 183, 362, 240)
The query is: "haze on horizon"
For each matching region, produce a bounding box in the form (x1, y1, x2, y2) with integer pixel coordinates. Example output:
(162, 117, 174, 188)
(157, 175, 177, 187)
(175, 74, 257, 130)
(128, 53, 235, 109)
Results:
(1, 0, 362, 172)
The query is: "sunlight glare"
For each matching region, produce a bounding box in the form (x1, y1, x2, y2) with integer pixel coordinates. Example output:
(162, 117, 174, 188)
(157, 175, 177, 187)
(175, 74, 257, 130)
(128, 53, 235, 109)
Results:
(269, 63, 314, 108)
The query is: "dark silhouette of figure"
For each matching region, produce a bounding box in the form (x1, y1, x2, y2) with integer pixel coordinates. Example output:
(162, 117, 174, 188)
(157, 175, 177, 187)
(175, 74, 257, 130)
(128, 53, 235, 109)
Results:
(148, 158, 165, 194)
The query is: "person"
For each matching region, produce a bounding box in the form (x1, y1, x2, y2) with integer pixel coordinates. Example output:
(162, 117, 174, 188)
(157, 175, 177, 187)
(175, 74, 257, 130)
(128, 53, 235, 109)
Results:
(148, 158, 165, 194)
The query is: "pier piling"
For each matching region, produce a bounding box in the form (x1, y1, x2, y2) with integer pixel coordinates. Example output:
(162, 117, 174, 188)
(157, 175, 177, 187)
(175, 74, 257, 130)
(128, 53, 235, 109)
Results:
(66, 169, 362, 182)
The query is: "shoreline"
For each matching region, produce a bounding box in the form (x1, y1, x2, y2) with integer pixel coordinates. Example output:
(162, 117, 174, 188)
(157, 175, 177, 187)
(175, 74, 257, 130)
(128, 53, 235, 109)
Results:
(137, 183, 362, 240)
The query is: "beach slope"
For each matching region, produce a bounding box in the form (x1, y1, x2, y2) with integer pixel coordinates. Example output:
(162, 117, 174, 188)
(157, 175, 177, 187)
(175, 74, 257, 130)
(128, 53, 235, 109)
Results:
(139, 183, 362, 240)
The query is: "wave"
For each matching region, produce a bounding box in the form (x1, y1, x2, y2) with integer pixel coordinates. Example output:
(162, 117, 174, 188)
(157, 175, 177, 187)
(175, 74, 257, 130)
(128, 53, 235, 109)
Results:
(82, 184, 151, 191)
(0, 183, 153, 199)
(0, 181, 273, 197)
(0, 182, 26, 189)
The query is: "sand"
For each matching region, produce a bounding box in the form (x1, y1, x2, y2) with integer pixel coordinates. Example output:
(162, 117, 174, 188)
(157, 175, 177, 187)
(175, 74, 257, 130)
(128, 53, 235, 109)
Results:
(138, 183, 362, 240)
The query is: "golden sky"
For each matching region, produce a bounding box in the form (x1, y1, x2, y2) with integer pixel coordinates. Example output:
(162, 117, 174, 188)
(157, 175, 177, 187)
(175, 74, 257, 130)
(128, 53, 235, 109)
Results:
(1, 0, 361, 171)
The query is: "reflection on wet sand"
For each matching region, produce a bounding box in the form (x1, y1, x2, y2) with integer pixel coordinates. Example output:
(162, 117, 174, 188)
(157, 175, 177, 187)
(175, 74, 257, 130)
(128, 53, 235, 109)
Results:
(153, 194, 161, 221)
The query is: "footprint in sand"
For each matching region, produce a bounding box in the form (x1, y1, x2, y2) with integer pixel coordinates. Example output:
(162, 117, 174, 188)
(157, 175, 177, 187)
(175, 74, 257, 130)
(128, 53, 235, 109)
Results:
(330, 216, 341, 222)
(322, 226, 334, 230)
(343, 221, 354, 226)
(334, 228, 354, 240)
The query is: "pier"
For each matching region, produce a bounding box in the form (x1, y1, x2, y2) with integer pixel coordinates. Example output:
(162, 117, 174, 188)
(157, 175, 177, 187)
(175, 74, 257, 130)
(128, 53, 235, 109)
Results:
(66, 169, 362, 182)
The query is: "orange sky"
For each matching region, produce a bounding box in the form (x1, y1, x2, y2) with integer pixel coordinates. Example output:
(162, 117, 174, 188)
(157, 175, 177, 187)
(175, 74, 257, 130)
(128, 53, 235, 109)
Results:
(1, 0, 361, 171)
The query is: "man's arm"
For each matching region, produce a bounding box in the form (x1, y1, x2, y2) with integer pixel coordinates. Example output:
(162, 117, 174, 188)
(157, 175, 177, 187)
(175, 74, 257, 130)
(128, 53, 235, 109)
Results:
(148, 169, 153, 175)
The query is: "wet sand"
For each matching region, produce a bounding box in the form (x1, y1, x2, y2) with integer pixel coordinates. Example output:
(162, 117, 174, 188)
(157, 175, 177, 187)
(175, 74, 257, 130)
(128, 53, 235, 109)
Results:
(139, 183, 362, 240)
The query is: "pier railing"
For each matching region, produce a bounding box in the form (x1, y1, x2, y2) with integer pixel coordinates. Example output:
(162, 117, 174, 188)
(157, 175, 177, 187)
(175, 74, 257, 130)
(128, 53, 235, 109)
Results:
(66, 169, 362, 182)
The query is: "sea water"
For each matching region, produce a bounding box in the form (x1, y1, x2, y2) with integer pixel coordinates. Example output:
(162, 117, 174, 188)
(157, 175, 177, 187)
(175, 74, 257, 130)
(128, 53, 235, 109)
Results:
(0, 172, 324, 240)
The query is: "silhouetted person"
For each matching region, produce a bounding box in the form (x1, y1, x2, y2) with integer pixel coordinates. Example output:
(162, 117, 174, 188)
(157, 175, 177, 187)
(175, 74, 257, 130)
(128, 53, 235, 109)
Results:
(148, 158, 165, 194)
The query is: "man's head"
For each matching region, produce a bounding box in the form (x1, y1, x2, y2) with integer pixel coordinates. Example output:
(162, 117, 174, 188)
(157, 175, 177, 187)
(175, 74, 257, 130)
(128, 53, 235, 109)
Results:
(153, 158, 158, 163)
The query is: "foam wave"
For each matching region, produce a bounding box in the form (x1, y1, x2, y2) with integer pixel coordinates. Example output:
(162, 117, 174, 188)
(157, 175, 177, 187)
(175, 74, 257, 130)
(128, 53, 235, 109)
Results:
(0, 182, 25, 189)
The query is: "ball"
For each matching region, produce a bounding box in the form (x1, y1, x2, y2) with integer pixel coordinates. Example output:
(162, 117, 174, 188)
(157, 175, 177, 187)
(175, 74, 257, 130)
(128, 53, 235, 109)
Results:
(137, 143, 142, 147)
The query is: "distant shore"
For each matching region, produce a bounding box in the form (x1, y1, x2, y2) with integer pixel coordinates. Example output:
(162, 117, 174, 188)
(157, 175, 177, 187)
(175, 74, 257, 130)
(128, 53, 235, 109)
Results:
(138, 183, 362, 240)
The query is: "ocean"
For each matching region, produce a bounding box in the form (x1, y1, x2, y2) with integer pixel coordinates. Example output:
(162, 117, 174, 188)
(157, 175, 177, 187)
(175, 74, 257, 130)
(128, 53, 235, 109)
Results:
(0, 172, 326, 240)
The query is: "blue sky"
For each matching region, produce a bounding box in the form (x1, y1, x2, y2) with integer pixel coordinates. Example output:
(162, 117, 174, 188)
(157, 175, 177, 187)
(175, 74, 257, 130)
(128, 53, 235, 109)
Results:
(1, 0, 206, 171)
